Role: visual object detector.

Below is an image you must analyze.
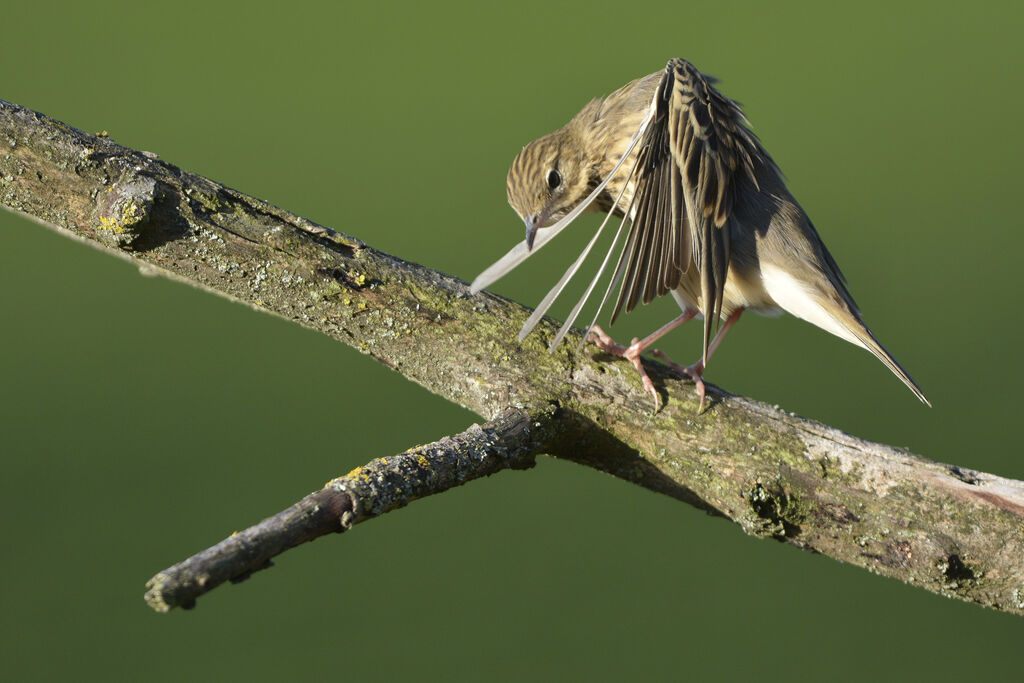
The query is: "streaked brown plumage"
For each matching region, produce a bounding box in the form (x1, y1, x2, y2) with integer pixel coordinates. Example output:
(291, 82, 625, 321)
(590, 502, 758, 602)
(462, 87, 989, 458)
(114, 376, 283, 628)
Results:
(472, 58, 929, 410)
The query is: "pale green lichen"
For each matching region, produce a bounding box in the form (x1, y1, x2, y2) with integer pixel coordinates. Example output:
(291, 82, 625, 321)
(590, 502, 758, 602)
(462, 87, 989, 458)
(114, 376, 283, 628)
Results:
(189, 189, 222, 213)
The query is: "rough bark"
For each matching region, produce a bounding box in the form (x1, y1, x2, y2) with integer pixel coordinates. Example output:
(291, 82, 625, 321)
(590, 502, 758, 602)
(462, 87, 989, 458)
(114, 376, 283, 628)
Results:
(3, 99, 1023, 616)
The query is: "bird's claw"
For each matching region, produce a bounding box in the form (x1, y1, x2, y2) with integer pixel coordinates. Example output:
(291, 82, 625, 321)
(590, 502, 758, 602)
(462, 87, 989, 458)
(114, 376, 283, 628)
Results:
(652, 350, 708, 413)
(588, 326, 661, 411)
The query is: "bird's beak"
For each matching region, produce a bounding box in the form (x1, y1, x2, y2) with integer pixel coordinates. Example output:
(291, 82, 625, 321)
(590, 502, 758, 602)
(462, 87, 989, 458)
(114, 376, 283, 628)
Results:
(524, 210, 549, 251)
(525, 216, 539, 251)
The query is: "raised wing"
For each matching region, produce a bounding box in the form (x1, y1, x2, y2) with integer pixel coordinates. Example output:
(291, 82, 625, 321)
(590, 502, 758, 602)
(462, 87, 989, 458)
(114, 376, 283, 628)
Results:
(611, 58, 773, 362)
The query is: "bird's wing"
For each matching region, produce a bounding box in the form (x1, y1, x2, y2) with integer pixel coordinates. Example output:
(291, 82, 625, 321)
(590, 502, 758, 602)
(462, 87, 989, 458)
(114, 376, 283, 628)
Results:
(611, 58, 770, 362)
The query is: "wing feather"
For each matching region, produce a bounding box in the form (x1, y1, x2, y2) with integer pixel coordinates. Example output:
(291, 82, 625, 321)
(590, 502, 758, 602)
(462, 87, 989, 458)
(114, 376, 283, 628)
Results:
(518, 151, 643, 341)
(611, 58, 772, 362)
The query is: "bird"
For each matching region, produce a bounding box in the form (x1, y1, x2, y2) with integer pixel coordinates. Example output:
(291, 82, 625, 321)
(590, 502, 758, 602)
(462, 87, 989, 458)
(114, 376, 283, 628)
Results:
(470, 58, 929, 411)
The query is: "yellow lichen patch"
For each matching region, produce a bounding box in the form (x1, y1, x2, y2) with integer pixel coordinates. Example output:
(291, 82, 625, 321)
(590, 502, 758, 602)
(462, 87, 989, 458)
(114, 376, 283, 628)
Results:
(120, 200, 144, 227)
(98, 214, 126, 233)
(97, 199, 145, 234)
(416, 454, 430, 467)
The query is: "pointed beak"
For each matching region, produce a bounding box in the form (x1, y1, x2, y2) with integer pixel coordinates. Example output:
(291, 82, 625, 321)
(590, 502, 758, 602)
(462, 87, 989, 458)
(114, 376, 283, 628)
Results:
(523, 209, 549, 251)
(524, 214, 540, 251)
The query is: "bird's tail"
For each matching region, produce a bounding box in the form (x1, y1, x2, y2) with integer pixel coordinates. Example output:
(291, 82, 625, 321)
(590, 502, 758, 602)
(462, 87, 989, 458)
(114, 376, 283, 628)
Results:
(760, 259, 930, 406)
(851, 323, 931, 407)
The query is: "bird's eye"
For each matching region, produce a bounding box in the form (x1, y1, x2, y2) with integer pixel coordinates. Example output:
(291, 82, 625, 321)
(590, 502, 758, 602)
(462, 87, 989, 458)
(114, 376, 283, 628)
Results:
(547, 169, 562, 190)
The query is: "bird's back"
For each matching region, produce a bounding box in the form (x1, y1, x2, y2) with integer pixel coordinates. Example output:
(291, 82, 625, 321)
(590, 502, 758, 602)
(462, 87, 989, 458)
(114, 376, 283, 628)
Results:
(569, 72, 662, 195)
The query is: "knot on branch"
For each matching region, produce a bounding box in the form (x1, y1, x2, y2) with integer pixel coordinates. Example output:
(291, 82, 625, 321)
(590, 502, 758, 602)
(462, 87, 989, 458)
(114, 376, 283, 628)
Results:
(95, 176, 156, 249)
(745, 482, 803, 539)
(938, 553, 978, 589)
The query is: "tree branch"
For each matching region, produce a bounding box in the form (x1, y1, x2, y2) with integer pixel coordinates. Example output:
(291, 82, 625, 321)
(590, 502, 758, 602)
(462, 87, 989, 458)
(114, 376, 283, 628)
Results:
(144, 407, 550, 612)
(4, 99, 1023, 617)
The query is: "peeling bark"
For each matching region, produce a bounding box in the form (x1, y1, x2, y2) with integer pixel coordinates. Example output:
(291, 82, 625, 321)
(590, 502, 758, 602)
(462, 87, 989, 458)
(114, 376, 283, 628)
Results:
(3, 99, 1023, 616)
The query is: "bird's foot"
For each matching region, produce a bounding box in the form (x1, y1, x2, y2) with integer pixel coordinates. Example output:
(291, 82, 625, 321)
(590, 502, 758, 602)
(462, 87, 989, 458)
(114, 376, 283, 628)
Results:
(588, 325, 661, 410)
(652, 350, 708, 413)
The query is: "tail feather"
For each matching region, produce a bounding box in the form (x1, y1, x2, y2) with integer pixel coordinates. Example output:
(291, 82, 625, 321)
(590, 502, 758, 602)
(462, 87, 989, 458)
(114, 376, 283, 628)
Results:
(760, 263, 929, 406)
(853, 326, 931, 407)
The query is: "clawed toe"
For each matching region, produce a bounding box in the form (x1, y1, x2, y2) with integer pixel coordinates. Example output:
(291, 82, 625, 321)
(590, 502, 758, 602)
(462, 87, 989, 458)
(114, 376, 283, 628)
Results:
(587, 324, 626, 356)
(586, 312, 720, 413)
(589, 326, 661, 410)
(652, 350, 708, 412)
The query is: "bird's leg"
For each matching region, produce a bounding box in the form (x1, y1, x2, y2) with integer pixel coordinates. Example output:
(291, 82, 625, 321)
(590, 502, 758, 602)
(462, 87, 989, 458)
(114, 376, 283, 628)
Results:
(653, 309, 744, 412)
(588, 310, 698, 409)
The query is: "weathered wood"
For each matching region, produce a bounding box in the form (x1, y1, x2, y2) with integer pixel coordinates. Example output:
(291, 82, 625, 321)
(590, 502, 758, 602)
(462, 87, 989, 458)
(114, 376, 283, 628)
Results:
(3, 99, 1023, 616)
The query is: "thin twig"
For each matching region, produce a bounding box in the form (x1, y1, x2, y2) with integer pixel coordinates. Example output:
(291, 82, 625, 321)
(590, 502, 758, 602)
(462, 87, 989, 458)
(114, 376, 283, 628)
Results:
(145, 407, 550, 612)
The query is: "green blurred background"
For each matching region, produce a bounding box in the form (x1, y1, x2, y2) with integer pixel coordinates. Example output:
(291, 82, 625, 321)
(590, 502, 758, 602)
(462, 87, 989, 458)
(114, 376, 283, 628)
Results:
(3, 1, 1022, 680)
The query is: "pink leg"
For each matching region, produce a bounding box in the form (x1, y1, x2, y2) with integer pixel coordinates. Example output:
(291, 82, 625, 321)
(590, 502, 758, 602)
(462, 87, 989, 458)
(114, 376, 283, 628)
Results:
(653, 309, 744, 412)
(588, 309, 698, 409)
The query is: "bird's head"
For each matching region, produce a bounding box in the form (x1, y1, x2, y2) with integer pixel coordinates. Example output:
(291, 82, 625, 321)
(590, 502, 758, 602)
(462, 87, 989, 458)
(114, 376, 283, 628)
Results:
(506, 129, 592, 250)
